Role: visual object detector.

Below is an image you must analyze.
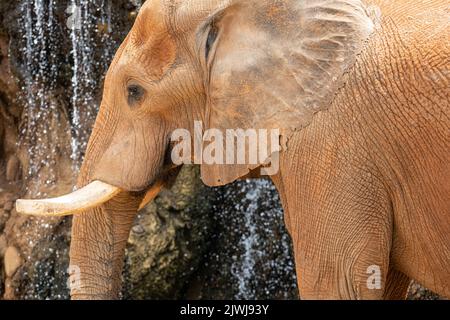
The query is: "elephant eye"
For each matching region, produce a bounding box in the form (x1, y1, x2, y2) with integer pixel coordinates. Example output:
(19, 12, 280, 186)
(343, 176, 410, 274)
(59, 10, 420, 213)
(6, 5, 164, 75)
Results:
(127, 84, 144, 105)
(205, 23, 219, 60)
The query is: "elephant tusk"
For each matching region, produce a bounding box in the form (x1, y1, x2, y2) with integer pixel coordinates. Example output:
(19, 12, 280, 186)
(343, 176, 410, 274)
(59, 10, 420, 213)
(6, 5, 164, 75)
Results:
(138, 180, 165, 211)
(15, 181, 122, 217)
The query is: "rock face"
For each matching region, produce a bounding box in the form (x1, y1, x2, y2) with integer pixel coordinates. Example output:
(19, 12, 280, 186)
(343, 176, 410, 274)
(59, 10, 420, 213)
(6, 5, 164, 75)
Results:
(123, 166, 214, 299)
(188, 179, 299, 300)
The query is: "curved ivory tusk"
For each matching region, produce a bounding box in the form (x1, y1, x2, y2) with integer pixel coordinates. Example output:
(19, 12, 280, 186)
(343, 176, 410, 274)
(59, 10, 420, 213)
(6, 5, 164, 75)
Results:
(16, 181, 121, 217)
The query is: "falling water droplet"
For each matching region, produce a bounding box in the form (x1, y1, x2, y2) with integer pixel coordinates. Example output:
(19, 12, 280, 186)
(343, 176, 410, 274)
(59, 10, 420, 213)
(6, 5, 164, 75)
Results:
(19, 0, 60, 193)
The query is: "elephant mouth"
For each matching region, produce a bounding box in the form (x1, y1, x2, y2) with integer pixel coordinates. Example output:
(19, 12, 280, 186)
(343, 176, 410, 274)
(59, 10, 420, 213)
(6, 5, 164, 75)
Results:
(15, 179, 165, 217)
(16, 140, 179, 217)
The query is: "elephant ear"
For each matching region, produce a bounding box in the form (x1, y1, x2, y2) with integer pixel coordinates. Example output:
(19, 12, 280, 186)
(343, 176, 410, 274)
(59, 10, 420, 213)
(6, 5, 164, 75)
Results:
(200, 0, 377, 186)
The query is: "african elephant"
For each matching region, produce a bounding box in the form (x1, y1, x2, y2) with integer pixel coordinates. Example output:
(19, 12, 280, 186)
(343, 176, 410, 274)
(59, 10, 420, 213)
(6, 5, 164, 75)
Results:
(17, 0, 449, 299)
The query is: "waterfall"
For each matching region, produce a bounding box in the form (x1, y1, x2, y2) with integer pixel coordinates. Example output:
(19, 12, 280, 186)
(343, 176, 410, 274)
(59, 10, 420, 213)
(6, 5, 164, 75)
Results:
(232, 182, 262, 299)
(231, 180, 297, 299)
(130, 0, 143, 10)
(14, 0, 121, 299)
(69, 0, 117, 169)
(69, 0, 110, 169)
(210, 179, 297, 299)
(100, 0, 113, 70)
(19, 0, 117, 177)
(19, 0, 60, 192)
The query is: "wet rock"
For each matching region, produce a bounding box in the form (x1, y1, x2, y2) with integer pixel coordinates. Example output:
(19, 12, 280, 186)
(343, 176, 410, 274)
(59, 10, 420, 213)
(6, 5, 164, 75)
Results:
(6, 156, 21, 182)
(407, 281, 441, 300)
(0, 193, 14, 206)
(188, 179, 299, 300)
(123, 165, 214, 299)
(3, 278, 14, 300)
(131, 224, 145, 235)
(0, 259, 3, 297)
(0, 208, 8, 232)
(4, 246, 21, 277)
(0, 235, 6, 256)
(3, 201, 13, 212)
(0, 236, 5, 297)
(6, 213, 72, 300)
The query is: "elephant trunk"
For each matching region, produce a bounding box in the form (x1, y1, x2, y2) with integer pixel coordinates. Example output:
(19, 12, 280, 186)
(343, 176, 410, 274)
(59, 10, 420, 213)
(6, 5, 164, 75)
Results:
(15, 169, 166, 299)
(69, 191, 141, 299)
(16, 168, 144, 299)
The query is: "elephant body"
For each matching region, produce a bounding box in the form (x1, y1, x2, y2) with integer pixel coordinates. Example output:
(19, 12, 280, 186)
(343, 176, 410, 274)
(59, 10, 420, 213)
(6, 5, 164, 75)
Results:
(273, 1, 450, 298)
(18, 0, 449, 299)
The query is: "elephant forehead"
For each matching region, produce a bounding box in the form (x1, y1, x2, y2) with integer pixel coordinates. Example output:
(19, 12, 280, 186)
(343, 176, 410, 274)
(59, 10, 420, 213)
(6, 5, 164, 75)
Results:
(165, 0, 233, 31)
(114, 0, 177, 81)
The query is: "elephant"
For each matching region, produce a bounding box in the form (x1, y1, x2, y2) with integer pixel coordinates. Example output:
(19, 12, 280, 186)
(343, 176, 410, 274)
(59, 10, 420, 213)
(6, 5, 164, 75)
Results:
(17, 0, 449, 299)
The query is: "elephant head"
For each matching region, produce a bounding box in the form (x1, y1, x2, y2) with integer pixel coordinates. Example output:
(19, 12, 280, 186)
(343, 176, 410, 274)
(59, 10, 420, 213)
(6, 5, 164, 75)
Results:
(16, 0, 375, 299)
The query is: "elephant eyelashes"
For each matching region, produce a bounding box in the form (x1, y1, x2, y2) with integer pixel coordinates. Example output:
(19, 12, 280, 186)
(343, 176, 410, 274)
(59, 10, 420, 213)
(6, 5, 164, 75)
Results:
(205, 24, 218, 60)
(127, 84, 144, 106)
